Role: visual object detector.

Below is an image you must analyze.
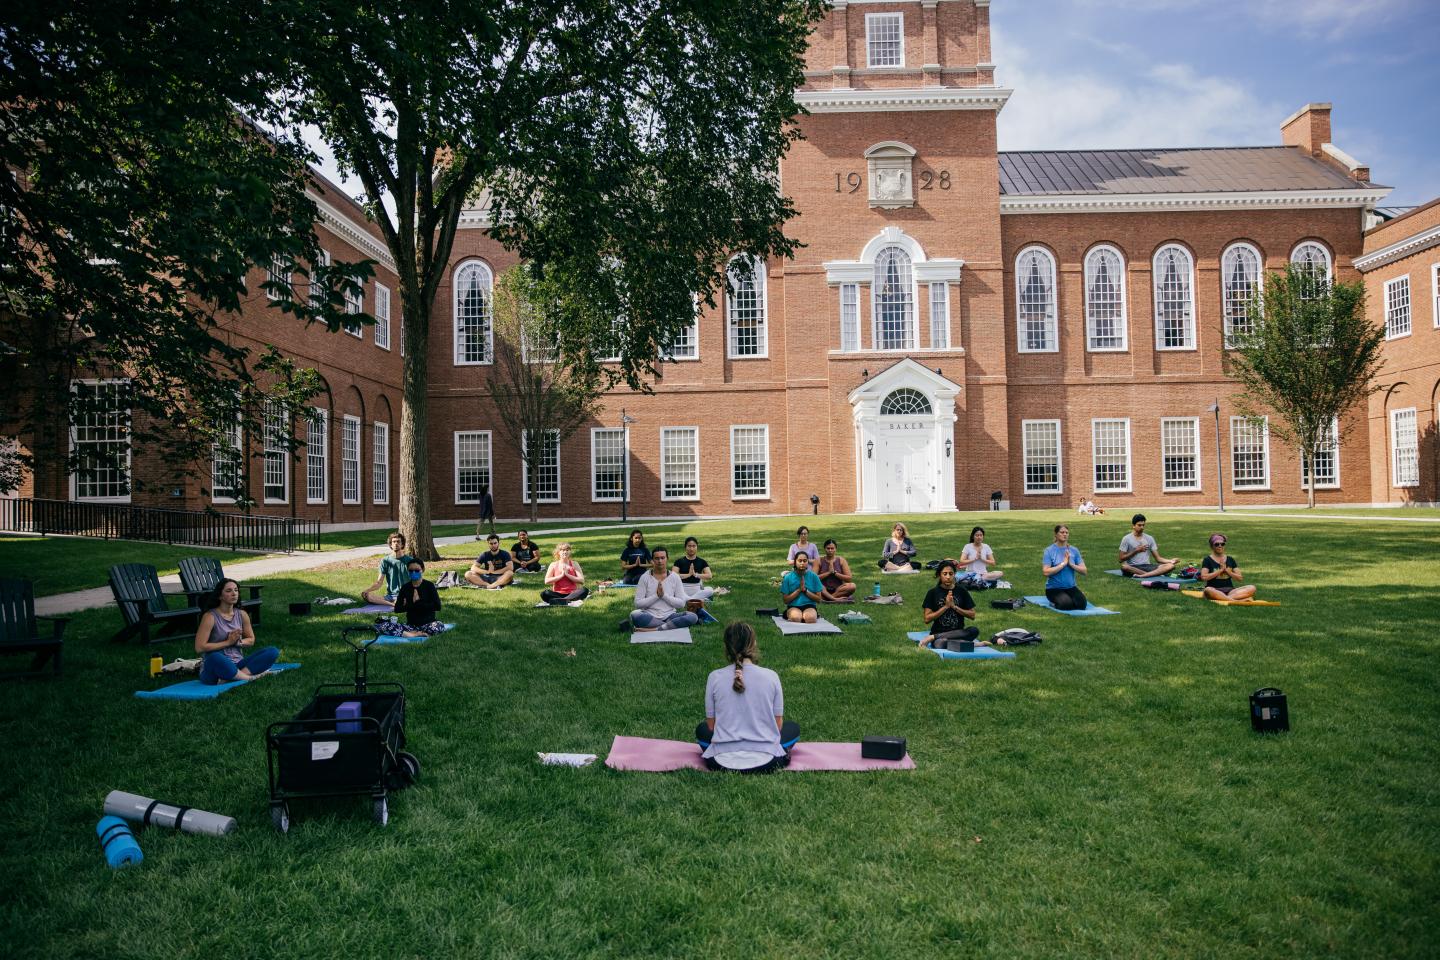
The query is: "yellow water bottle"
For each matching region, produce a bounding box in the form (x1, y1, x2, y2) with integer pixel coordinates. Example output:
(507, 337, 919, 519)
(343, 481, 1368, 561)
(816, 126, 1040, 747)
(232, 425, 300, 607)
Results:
(149, 655, 163, 678)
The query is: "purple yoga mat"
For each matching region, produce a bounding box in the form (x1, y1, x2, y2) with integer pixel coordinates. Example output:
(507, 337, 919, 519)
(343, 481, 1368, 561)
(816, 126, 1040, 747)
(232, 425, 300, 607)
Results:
(343, 604, 394, 615)
(603, 736, 915, 772)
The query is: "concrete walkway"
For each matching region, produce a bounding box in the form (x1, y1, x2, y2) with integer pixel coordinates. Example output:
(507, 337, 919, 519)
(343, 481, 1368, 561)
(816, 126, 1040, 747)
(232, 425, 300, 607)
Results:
(33, 517, 730, 616)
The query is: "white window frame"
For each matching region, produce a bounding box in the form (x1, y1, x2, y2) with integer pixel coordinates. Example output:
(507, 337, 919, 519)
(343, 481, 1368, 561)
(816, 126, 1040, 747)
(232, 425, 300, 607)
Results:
(263, 401, 289, 504)
(342, 278, 364, 339)
(521, 429, 562, 504)
(1390, 407, 1418, 488)
(453, 259, 495, 365)
(1290, 240, 1333, 291)
(1221, 242, 1262, 348)
(1384, 276, 1412, 340)
(873, 246, 917, 351)
(660, 426, 700, 502)
(306, 407, 329, 505)
(865, 12, 904, 68)
(730, 425, 770, 500)
(69, 379, 132, 503)
(309, 249, 330, 312)
(1015, 245, 1058, 353)
(340, 414, 362, 504)
(1300, 417, 1340, 491)
(929, 282, 950, 349)
(665, 303, 699, 361)
(1083, 244, 1128, 352)
(1160, 417, 1201, 492)
(210, 419, 242, 505)
(726, 255, 768, 359)
(453, 430, 492, 505)
(1021, 419, 1063, 495)
(1230, 416, 1270, 491)
(1153, 244, 1196, 351)
(839, 283, 860, 352)
(1432, 263, 1439, 328)
(267, 253, 290, 302)
(372, 421, 389, 505)
(590, 427, 629, 503)
(1091, 418, 1132, 494)
(373, 282, 391, 350)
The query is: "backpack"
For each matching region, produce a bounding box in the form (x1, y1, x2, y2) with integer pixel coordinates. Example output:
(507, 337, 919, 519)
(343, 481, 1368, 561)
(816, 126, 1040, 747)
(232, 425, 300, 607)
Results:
(991, 597, 1028, 610)
(991, 627, 1042, 646)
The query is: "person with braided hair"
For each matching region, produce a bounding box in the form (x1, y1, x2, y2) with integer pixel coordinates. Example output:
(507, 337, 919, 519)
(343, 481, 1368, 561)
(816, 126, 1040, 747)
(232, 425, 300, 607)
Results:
(694, 621, 800, 773)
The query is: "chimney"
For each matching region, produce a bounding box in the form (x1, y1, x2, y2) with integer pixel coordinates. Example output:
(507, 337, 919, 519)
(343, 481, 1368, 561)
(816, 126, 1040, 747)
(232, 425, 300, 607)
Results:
(1281, 103, 1332, 158)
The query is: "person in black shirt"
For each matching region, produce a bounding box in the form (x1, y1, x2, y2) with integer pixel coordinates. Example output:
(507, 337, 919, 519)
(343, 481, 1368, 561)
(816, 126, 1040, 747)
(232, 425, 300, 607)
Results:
(672, 536, 714, 600)
(619, 529, 651, 585)
(510, 529, 542, 572)
(1199, 533, 1257, 601)
(465, 533, 514, 589)
(919, 560, 978, 649)
(392, 559, 446, 636)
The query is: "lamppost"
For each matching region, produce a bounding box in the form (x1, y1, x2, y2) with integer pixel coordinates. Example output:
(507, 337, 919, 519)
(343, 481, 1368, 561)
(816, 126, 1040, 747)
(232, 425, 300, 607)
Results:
(1208, 400, 1225, 513)
(619, 409, 637, 522)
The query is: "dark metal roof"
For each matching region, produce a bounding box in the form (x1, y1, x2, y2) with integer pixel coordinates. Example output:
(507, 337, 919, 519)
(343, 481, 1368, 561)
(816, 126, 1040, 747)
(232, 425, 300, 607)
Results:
(998, 146, 1383, 196)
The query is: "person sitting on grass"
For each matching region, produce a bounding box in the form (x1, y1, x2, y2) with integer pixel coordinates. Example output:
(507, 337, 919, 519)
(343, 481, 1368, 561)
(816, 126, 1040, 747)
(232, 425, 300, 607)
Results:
(787, 525, 820, 564)
(673, 536, 715, 600)
(629, 546, 701, 632)
(959, 526, 1004, 583)
(695, 621, 799, 774)
(919, 560, 979, 649)
(1118, 513, 1178, 578)
(361, 531, 413, 607)
(1199, 533, 1257, 601)
(389, 559, 448, 637)
(195, 578, 280, 685)
(541, 543, 589, 605)
(465, 533, 514, 589)
(1077, 497, 1106, 516)
(780, 553, 823, 623)
(881, 521, 919, 571)
(815, 538, 856, 603)
(619, 529, 651, 585)
(1042, 524, 1089, 611)
(510, 529, 543, 573)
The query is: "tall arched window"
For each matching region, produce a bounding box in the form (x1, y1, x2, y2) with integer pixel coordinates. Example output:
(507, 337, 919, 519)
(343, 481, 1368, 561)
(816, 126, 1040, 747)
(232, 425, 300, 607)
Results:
(872, 246, 915, 350)
(726, 255, 767, 358)
(453, 260, 493, 364)
(1016, 246, 1057, 352)
(1290, 241, 1332, 299)
(880, 388, 932, 416)
(1221, 242, 1263, 347)
(1084, 245, 1127, 351)
(1153, 244, 1195, 350)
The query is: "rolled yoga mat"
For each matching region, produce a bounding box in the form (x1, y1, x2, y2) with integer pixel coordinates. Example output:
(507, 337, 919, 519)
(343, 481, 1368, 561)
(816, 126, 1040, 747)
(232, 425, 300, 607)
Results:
(96, 816, 143, 868)
(103, 791, 237, 836)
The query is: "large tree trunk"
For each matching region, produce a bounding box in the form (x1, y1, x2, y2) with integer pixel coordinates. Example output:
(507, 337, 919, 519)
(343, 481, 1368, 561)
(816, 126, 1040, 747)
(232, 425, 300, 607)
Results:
(398, 298, 438, 560)
(1305, 445, 1317, 509)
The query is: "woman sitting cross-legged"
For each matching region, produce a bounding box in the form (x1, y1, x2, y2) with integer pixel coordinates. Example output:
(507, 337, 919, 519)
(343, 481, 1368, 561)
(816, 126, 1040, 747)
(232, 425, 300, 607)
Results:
(919, 560, 979, 649)
(673, 536, 714, 600)
(959, 526, 1004, 583)
(1042, 524, 1089, 610)
(385, 559, 448, 637)
(619, 529, 651, 585)
(880, 522, 919, 571)
(540, 543, 590, 605)
(780, 553, 824, 623)
(629, 546, 701, 632)
(695, 621, 800, 774)
(815, 538, 856, 603)
(194, 579, 280, 685)
(1199, 533, 1258, 601)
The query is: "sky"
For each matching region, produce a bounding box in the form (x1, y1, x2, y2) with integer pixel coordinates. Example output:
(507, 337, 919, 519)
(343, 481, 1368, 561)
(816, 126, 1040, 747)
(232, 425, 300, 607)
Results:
(991, 0, 1440, 206)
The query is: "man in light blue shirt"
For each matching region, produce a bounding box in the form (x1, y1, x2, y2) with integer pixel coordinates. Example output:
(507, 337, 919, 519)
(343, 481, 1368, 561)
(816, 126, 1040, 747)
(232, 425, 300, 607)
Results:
(1041, 524, 1089, 610)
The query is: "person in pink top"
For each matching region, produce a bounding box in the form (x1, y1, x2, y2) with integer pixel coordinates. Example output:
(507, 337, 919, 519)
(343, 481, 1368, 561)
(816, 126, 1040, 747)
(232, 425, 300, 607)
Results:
(541, 543, 589, 605)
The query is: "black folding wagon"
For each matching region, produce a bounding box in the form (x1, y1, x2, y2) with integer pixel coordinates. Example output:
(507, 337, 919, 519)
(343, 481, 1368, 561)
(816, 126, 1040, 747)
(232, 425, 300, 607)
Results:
(266, 627, 419, 832)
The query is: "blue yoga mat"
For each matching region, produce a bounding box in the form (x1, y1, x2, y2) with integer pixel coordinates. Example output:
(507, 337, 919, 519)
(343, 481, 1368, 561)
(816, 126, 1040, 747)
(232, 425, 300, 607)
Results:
(697, 607, 719, 624)
(906, 631, 1018, 659)
(135, 662, 302, 700)
(1024, 596, 1120, 616)
(373, 622, 456, 644)
(97, 816, 142, 868)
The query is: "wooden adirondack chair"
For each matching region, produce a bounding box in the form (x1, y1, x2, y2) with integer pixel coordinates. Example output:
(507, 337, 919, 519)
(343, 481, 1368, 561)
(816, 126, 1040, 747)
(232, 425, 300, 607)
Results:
(107, 563, 203, 645)
(178, 557, 263, 626)
(0, 578, 67, 679)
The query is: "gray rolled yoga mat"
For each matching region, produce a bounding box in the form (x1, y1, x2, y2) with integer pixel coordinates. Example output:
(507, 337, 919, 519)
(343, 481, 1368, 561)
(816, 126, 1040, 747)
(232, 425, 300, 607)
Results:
(103, 790, 237, 837)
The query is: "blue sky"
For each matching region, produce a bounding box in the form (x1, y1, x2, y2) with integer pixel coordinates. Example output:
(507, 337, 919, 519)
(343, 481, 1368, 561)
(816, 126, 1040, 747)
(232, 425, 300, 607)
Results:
(991, 0, 1440, 206)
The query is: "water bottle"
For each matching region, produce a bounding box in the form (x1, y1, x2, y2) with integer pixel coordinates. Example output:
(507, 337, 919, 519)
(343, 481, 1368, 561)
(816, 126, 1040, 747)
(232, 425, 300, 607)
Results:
(149, 655, 163, 677)
(872, 582, 881, 597)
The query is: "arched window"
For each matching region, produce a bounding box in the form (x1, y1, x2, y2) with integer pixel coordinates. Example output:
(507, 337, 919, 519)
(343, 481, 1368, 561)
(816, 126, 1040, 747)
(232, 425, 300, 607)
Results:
(1221, 243, 1263, 346)
(872, 246, 915, 350)
(1016, 246, 1057, 352)
(1290, 241, 1332, 299)
(453, 260, 493, 364)
(880, 388, 932, 416)
(1084, 245, 1127, 351)
(726, 255, 767, 358)
(1152, 244, 1195, 350)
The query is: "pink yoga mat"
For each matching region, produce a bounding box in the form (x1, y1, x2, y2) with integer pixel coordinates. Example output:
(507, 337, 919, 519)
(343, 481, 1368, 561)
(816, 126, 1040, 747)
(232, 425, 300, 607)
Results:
(603, 736, 915, 772)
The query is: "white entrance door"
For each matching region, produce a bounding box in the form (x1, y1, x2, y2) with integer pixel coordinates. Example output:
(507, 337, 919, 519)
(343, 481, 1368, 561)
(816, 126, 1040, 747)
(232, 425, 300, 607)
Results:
(876, 430, 936, 513)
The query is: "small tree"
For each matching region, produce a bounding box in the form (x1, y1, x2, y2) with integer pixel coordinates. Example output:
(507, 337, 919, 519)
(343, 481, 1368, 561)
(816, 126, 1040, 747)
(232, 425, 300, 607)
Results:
(1225, 266, 1385, 508)
(487, 267, 604, 523)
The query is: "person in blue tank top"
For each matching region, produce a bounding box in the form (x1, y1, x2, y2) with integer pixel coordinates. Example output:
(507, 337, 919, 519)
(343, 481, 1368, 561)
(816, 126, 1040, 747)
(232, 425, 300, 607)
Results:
(1041, 523, 1089, 611)
(194, 579, 280, 684)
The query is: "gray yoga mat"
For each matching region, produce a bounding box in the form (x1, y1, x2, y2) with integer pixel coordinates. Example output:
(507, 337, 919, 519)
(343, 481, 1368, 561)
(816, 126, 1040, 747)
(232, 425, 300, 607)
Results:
(103, 790, 237, 837)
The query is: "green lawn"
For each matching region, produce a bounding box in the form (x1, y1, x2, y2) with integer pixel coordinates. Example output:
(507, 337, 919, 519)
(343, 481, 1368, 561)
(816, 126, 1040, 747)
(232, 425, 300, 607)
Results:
(0, 536, 275, 598)
(3, 512, 1437, 959)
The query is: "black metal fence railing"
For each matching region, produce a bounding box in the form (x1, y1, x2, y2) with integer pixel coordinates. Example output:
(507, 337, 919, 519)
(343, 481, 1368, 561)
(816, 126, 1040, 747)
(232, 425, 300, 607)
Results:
(0, 498, 322, 553)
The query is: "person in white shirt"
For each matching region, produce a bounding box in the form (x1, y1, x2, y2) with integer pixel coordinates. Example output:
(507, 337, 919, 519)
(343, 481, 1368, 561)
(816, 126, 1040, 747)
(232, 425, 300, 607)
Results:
(958, 525, 1004, 583)
(628, 546, 700, 631)
(695, 621, 799, 773)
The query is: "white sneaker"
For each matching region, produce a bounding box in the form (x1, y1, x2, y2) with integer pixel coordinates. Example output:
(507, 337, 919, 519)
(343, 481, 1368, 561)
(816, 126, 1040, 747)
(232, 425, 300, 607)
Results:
(567, 599, 585, 607)
(997, 580, 1012, 590)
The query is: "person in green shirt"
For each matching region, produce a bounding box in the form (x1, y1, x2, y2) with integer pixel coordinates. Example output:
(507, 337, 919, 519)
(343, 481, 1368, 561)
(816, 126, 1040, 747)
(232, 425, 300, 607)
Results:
(362, 532, 414, 607)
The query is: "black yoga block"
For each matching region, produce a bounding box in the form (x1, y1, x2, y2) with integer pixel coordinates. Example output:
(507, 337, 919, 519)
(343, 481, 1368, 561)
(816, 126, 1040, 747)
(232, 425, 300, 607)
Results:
(861, 736, 906, 761)
(945, 639, 975, 653)
(289, 602, 312, 616)
(1250, 687, 1289, 733)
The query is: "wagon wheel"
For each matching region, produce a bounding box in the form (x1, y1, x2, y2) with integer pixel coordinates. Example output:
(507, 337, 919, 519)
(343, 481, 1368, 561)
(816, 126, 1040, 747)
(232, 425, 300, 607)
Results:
(399, 752, 421, 786)
(372, 794, 389, 826)
(270, 802, 290, 834)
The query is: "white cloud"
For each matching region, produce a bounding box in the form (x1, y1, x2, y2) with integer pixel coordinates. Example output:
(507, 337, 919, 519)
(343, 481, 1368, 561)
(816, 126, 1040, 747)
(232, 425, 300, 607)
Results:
(1067, 0, 1419, 38)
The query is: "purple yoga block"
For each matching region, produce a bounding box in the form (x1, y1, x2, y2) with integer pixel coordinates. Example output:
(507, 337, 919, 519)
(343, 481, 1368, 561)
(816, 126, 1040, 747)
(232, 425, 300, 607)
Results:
(336, 701, 362, 733)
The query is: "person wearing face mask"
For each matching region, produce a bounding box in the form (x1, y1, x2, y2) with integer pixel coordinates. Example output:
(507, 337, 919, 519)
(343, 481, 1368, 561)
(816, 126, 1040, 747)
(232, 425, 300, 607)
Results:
(389, 559, 446, 637)
(628, 546, 701, 632)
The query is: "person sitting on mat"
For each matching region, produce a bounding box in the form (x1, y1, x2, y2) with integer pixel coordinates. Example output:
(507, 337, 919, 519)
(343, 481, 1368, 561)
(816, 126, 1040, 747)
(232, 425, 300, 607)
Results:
(959, 526, 1004, 583)
(881, 521, 919, 571)
(695, 621, 800, 774)
(1199, 533, 1257, 601)
(630, 546, 702, 632)
(194, 578, 280, 685)
(541, 542, 589, 605)
(1118, 514, 1178, 578)
(362, 531, 414, 607)
(465, 533, 514, 589)
(815, 538, 856, 603)
(510, 529, 543, 573)
(619, 529, 651, 585)
(1042, 524, 1089, 610)
(787, 525, 819, 564)
(673, 536, 715, 600)
(919, 560, 979, 649)
(1077, 497, 1106, 516)
(780, 553, 823, 623)
(389, 559, 447, 636)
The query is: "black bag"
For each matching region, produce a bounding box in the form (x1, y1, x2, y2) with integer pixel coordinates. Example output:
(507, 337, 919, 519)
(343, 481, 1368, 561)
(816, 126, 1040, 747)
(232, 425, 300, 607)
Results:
(991, 628, 1042, 646)
(991, 597, 1028, 610)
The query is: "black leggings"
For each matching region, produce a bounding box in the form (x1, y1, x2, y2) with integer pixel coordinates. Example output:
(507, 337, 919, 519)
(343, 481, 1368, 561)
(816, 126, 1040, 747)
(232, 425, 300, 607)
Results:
(695, 720, 800, 774)
(931, 627, 979, 646)
(621, 568, 644, 585)
(540, 587, 590, 605)
(1046, 586, 1088, 610)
